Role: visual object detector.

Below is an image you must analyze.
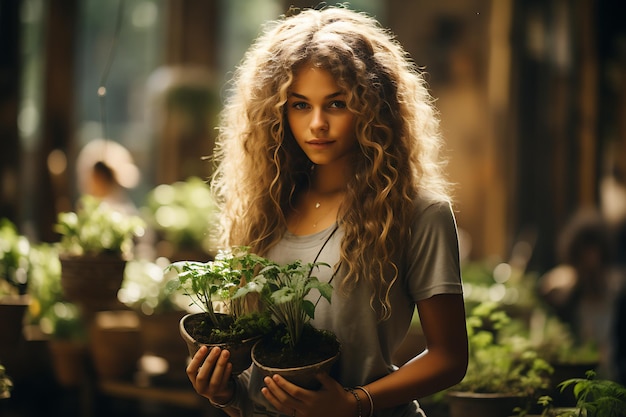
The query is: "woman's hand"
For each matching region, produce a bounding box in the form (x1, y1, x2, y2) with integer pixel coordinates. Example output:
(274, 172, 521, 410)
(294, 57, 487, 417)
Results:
(261, 372, 356, 417)
(186, 345, 235, 405)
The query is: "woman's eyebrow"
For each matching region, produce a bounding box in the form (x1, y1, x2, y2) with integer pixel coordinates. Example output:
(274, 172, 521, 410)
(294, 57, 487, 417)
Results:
(289, 91, 344, 100)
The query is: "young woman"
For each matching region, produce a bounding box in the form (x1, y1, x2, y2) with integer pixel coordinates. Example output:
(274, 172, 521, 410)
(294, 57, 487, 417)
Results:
(186, 5, 468, 417)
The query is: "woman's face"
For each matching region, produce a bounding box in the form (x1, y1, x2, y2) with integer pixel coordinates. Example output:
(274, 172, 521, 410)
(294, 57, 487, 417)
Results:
(286, 63, 358, 167)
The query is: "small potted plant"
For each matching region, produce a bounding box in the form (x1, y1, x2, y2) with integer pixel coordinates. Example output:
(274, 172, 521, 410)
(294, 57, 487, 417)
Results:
(235, 259, 340, 390)
(166, 247, 274, 374)
(447, 302, 554, 417)
(41, 301, 90, 387)
(54, 195, 145, 311)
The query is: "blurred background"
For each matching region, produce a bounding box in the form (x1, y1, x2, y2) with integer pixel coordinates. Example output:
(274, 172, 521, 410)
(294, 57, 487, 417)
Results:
(1, 0, 625, 416)
(2, 0, 625, 269)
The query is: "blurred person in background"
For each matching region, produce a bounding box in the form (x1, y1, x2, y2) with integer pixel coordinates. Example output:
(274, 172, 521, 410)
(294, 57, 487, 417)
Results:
(540, 207, 625, 380)
(75, 138, 140, 215)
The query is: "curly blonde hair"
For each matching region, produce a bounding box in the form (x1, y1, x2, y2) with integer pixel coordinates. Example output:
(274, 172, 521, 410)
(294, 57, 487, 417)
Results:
(211, 5, 451, 319)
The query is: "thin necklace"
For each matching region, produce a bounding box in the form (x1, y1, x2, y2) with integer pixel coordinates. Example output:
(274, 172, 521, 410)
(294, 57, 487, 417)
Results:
(311, 192, 343, 229)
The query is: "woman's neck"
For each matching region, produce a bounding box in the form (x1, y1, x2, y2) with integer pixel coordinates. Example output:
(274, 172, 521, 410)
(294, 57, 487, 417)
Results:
(309, 162, 350, 194)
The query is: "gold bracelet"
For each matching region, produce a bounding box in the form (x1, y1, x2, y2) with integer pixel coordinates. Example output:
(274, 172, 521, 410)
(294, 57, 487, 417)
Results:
(356, 386, 374, 417)
(344, 387, 362, 417)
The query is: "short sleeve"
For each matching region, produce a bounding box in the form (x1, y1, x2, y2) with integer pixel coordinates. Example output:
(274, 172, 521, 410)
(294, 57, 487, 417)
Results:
(404, 199, 463, 301)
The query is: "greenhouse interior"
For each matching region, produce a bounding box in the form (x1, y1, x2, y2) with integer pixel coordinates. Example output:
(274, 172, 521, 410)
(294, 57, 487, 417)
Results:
(1, 0, 625, 416)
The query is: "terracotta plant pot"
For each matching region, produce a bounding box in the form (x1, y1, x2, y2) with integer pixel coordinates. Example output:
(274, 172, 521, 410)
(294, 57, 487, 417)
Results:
(89, 310, 142, 380)
(179, 313, 261, 375)
(60, 254, 126, 312)
(48, 339, 88, 388)
(446, 391, 525, 417)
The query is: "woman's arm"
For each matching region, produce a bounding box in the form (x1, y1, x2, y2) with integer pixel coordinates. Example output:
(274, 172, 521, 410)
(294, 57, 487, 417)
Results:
(366, 293, 468, 409)
(261, 293, 468, 417)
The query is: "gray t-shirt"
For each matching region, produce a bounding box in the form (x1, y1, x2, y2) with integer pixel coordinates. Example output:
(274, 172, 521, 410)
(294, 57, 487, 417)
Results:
(234, 197, 463, 417)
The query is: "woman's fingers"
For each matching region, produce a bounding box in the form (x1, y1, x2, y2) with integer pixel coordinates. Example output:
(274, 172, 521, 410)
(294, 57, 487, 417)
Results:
(187, 345, 232, 398)
(261, 375, 306, 414)
(187, 345, 210, 382)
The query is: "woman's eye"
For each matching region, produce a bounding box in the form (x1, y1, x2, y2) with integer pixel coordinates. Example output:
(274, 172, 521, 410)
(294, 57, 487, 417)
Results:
(329, 100, 347, 109)
(291, 102, 309, 110)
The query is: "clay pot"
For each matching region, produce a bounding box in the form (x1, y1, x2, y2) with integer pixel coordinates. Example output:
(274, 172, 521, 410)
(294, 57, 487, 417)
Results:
(89, 310, 142, 380)
(179, 313, 260, 375)
(60, 254, 126, 313)
(446, 391, 525, 417)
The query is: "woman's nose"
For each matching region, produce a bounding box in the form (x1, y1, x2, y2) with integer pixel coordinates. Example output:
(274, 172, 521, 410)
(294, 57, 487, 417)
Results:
(310, 108, 328, 133)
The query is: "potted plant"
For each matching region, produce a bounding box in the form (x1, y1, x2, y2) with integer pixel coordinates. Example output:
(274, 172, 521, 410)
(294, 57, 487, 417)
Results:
(54, 195, 145, 312)
(235, 259, 340, 390)
(447, 302, 554, 417)
(0, 218, 32, 348)
(166, 247, 274, 375)
(40, 301, 90, 387)
(529, 370, 626, 417)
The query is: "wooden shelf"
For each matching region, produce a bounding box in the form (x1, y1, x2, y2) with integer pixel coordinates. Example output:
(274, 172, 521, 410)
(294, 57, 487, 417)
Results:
(99, 380, 202, 409)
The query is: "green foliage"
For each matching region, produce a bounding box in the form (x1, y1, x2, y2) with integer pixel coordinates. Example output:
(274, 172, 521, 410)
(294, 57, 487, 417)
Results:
(54, 195, 145, 258)
(0, 218, 31, 296)
(0, 363, 13, 399)
(531, 313, 599, 365)
(235, 259, 332, 349)
(210, 311, 274, 344)
(557, 371, 626, 417)
(531, 371, 626, 417)
(119, 258, 186, 315)
(39, 301, 86, 342)
(166, 247, 272, 328)
(142, 177, 219, 254)
(24, 243, 62, 324)
(453, 302, 553, 397)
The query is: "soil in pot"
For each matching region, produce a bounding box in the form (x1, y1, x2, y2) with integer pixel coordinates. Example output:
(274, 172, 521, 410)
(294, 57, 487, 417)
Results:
(180, 312, 272, 375)
(252, 324, 341, 390)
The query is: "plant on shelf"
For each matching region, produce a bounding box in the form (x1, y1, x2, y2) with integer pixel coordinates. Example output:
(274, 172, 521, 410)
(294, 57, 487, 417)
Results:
(446, 301, 554, 417)
(55, 195, 145, 259)
(166, 247, 274, 374)
(54, 195, 145, 311)
(235, 259, 339, 389)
